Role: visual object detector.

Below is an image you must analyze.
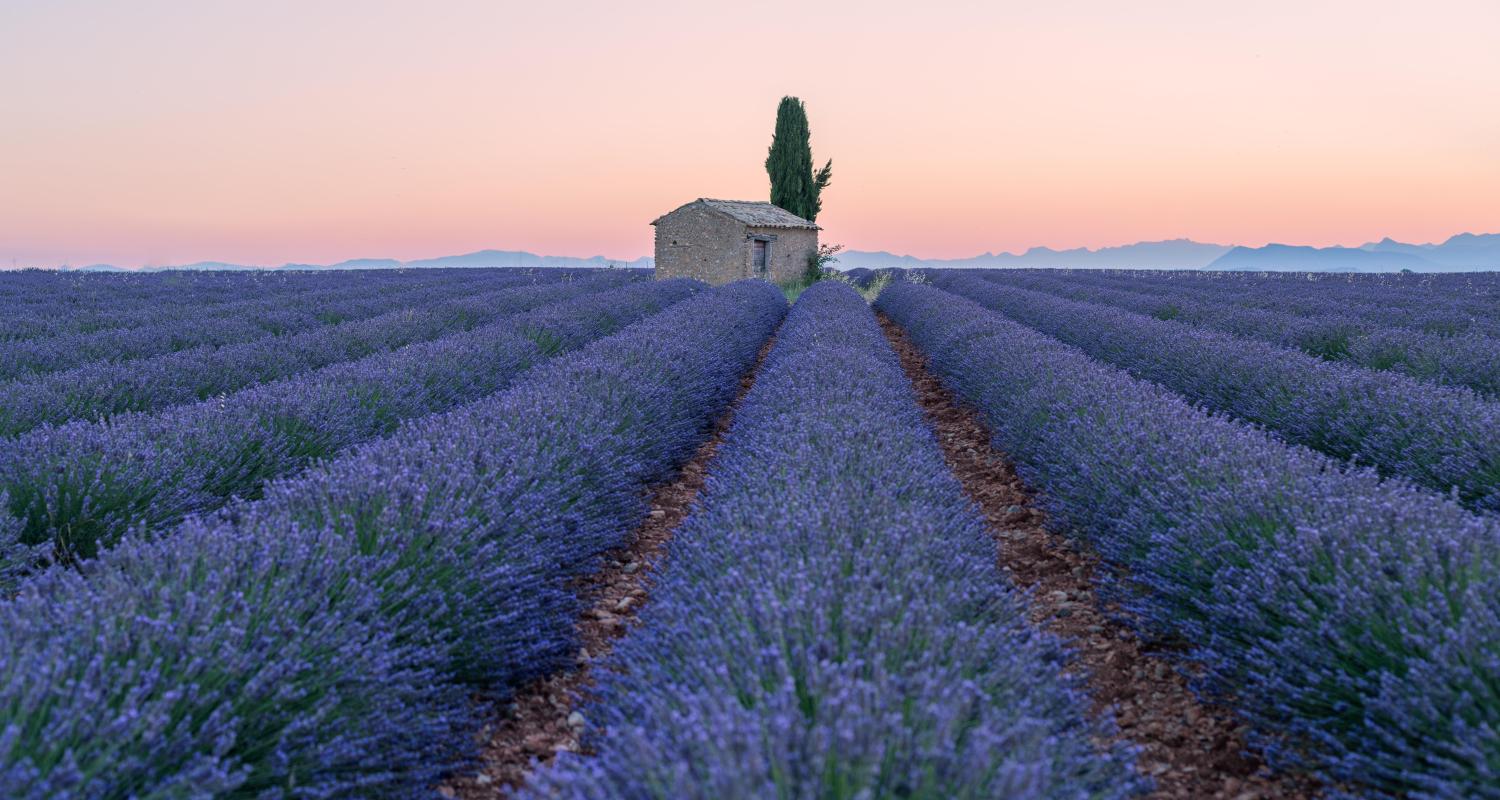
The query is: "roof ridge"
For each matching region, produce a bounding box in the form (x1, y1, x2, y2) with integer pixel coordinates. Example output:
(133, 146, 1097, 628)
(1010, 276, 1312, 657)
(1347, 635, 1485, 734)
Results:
(653, 198, 819, 229)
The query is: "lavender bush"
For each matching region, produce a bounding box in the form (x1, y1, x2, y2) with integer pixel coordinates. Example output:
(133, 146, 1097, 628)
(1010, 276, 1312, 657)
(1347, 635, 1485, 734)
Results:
(0, 272, 636, 436)
(0, 268, 499, 343)
(210, 279, 784, 688)
(1026, 268, 1500, 339)
(0, 280, 784, 798)
(0, 508, 474, 798)
(978, 270, 1500, 397)
(0, 498, 31, 594)
(529, 282, 1141, 799)
(879, 281, 1500, 797)
(934, 275, 1500, 512)
(0, 267, 528, 381)
(0, 278, 699, 563)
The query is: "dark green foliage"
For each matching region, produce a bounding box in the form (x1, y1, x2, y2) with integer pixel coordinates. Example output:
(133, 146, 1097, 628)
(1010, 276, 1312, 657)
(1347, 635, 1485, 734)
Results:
(765, 96, 832, 222)
(802, 242, 844, 283)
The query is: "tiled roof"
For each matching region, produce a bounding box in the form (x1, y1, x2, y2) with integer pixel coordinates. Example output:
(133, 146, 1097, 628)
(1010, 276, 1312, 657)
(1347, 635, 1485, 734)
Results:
(654, 199, 819, 229)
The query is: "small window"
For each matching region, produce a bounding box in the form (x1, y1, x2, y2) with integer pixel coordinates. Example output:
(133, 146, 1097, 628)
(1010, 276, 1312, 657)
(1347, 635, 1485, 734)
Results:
(752, 240, 768, 271)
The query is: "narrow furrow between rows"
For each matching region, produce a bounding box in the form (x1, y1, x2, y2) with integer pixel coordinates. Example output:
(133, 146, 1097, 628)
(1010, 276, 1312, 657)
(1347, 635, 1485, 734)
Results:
(877, 312, 1317, 800)
(443, 335, 777, 799)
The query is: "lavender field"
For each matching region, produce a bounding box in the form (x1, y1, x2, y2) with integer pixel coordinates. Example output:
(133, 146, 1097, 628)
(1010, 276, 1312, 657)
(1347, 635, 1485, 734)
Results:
(1, 267, 1497, 799)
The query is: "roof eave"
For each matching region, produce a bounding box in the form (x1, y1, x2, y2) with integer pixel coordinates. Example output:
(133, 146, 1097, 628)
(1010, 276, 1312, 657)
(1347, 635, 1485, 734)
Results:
(654, 198, 819, 229)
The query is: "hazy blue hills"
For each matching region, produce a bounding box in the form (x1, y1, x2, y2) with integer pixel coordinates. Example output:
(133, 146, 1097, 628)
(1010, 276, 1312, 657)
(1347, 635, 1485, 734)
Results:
(322, 258, 405, 270)
(1357, 233, 1500, 268)
(1208, 245, 1432, 271)
(403, 250, 652, 270)
(1208, 233, 1500, 271)
(42, 232, 1500, 273)
(58, 250, 652, 273)
(842, 239, 1233, 270)
(847, 233, 1500, 272)
(171, 261, 265, 271)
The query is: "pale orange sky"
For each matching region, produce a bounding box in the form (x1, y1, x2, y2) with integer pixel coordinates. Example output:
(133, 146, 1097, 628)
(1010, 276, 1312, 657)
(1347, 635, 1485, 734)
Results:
(2, 0, 1497, 268)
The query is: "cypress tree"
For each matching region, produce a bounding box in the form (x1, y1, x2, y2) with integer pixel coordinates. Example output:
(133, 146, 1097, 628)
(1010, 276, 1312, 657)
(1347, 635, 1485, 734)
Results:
(765, 96, 832, 222)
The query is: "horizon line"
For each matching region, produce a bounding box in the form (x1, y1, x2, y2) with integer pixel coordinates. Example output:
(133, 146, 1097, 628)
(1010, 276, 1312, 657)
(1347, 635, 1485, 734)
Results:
(10, 229, 1496, 272)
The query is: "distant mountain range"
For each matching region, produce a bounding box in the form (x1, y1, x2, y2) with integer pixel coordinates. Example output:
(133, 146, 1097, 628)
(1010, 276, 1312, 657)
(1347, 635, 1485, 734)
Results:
(1207, 233, 1500, 271)
(844, 233, 1500, 272)
(44, 232, 1500, 273)
(840, 239, 1233, 270)
(59, 250, 653, 273)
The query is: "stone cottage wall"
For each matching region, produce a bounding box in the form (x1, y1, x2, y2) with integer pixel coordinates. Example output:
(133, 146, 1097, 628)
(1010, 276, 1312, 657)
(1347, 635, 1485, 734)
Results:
(653, 204, 820, 286)
(653, 204, 749, 285)
(750, 225, 818, 284)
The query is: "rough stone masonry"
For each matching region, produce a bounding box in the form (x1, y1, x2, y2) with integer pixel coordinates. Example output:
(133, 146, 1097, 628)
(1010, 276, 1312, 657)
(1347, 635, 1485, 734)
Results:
(652, 198, 818, 285)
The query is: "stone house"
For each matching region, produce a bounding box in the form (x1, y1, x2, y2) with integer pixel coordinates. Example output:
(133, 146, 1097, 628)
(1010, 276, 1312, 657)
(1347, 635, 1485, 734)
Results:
(652, 198, 819, 285)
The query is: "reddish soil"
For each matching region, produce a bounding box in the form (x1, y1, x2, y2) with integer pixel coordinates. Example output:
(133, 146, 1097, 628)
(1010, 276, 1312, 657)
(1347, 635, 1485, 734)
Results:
(878, 313, 1318, 800)
(441, 338, 775, 800)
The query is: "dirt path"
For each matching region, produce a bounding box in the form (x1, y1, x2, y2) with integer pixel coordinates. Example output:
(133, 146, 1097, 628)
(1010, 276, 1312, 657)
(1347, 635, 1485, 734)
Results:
(878, 313, 1317, 800)
(441, 337, 776, 799)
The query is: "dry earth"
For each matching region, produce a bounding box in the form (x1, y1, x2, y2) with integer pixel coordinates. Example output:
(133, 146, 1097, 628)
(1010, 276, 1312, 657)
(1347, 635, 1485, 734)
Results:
(442, 337, 776, 799)
(442, 313, 1320, 800)
(879, 312, 1318, 800)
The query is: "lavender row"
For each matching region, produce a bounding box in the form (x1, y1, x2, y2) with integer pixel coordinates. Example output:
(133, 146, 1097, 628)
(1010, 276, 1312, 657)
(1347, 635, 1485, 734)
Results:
(979, 270, 1500, 397)
(1037, 269, 1500, 339)
(878, 281, 1500, 797)
(0, 278, 699, 566)
(0, 268, 534, 381)
(0, 495, 30, 593)
(0, 280, 784, 797)
(0, 268, 492, 376)
(983, 270, 1500, 398)
(0, 273, 635, 437)
(837, 266, 880, 287)
(529, 282, 1139, 798)
(1057, 267, 1500, 311)
(0, 268, 480, 342)
(935, 275, 1500, 512)
(0, 268, 344, 312)
(1143, 270, 1500, 339)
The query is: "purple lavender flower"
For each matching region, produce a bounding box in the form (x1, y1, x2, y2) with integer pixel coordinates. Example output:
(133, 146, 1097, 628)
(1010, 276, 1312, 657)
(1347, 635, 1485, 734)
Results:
(0, 276, 698, 563)
(0, 279, 785, 797)
(0, 270, 641, 436)
(529, 282, 1141, 799)
(930, 273, 1500, 512)
(971, 268, 1500, 397)
(879, 280, 1500, 797)
(0, 267, 518, 381)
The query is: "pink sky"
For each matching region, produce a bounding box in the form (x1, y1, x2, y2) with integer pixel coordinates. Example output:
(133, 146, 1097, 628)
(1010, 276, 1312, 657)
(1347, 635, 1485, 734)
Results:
(2, 0, 1498, 268)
